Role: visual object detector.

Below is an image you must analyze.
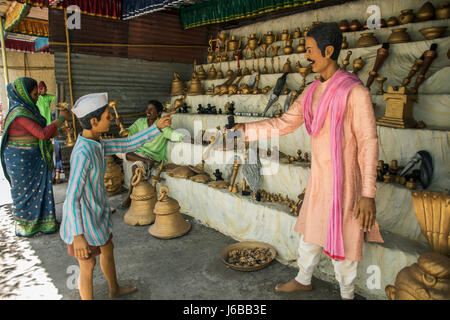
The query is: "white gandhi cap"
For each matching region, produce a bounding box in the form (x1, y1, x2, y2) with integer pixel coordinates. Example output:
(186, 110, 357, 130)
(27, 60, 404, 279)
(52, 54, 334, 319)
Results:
(72, 92, 108, 118)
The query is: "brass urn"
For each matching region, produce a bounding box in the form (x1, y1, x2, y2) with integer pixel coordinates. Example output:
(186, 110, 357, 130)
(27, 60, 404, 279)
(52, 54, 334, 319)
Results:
(398, 9, 415, 25)
(292, 28, 302, 39)
(436, 3, 450, 19)
(388, 28, 411, 44)
(296, 38, 306, 53)
(416, 2, 435, 21)
(280, 29, 290, 41)
(264, 31, 277, 45)
(104, 156, 124, 196)
(124, 167, 156, 226)
(356, 32, 379, 48)
(227, 35, 241, 52)
(149, 186, 191, 239)
(339, 20, 350, 32)
(387, 16, 399, 27)
(283, 39, 294, 55)
(170, 72, 186, 96)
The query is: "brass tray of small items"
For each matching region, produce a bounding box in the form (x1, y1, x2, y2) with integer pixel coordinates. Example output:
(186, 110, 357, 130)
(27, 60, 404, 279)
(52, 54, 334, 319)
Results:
(221, 241, 277, 272)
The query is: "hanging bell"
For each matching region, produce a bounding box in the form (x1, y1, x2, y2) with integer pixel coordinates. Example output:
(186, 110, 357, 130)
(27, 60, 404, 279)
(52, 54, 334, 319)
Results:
(124, 167, 157, 226)
(149, 186, 191, 239)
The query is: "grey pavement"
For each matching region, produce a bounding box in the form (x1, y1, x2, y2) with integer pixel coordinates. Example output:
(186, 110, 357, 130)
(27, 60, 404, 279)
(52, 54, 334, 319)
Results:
(0, 167, 361, 300)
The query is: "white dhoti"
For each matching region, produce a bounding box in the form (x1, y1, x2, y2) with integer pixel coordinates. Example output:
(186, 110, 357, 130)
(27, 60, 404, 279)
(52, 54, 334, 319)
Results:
(116, 152, 156, 189)
(294, 234, 358, 299)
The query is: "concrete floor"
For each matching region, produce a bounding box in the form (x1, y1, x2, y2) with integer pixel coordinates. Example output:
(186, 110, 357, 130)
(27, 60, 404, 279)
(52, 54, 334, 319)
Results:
(0, 169, 361, 300)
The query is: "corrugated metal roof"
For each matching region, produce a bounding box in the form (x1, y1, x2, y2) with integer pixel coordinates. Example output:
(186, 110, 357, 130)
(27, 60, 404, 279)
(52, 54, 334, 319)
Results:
(54, 51, 193, 127)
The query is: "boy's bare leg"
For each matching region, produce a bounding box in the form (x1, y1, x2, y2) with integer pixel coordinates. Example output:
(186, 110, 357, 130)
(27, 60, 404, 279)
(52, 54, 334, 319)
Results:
(99, 241, 136, 298)
(77, 257, 96, 300)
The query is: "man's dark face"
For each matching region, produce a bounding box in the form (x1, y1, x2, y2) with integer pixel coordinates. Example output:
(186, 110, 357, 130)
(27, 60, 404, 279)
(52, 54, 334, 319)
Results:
(146, 104, 161, 123)
(305, 36, 334, 74)
(39, 86, 47, 96)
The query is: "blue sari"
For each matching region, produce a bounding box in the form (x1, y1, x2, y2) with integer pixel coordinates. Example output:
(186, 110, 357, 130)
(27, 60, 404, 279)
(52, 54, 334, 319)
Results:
(0, 78, 57, 237)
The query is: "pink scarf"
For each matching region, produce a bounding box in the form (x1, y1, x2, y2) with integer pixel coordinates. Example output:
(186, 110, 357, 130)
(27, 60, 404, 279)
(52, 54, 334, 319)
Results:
(302, 69, 361, 260)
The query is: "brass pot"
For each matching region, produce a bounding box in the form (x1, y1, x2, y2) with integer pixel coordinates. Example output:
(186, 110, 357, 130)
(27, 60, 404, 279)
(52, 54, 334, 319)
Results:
(227, 35, 241, 51)
(398, 9, 415, 25)
(436, 3, 450, 19)
(339, 20, 350, 32)
(341, 36, 348, 49)
(416, 2, 435, 21)
(283, 39, 294, 55)
(420, 26, 447, 40)
(349, 19, 362, 31)
(207, 49, 215, 64)
(292, 28, 302, 39)
(388, 28, 411, 44)
(380, 18, 387, 28)
(387, 16, 399, 27)
(280, 29, 290, 41)
(218, 33, 228, 46)
(264, 31, 276, 45)
(303, 26, 310, 37)
(356, 32, 379, 48)
(149, 187, 191, 239)
(170, 72, 186, 96)
(296, 38, 306, 53)
(247, 33, 261, 51)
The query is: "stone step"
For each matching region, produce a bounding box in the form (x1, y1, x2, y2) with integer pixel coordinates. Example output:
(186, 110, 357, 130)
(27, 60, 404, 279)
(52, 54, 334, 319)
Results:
(167, 117, 450, 192)
(155, 174, 431, 300)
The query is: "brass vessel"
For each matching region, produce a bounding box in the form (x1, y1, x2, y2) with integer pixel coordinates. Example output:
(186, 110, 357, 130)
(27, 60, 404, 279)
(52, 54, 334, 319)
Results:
(419, 26, 447, 40)
(352, 56, 365, 74)
(296, 38, 306, 53)
(216, 65, 224, 79)
(283, 39, 294, 55)
(356, 32, 379, 48)
(282, 58, 292, 73)
(264, 31, 277, 45)
(292, 28, 302, 39)
(270, 45, 280, 57)
(187, 73, 204, 96)
(349, 19, 362, 31)
(149, 186, 191, 239)
(416, 2, 435, 21)
(246, 33, 261, 58)
(170, 72, 186, 96)
(109, 100, 129, 137)
(339, 20, 350, 32)
(376, 76, 387, 95)
(303, 26, 310, 37)
(398, 9, 415, 25)
(104, 156, 123, 196)
(387, 16, 399, 27)
(227, 35, 241, 52)
(124, 167, 157, 226)
(280, 29, 290, 41)
(412, 191, 450, 256)
(436, 3, 450, 19)
(341, 36, 348, 49)
(340, 50, 352, 71)
(388, 28, 411, 44)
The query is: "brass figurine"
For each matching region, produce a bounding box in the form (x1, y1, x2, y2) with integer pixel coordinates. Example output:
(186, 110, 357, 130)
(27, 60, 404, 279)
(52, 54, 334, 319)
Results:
(352, 56, 365, 75)
(340, 50, 352, 71)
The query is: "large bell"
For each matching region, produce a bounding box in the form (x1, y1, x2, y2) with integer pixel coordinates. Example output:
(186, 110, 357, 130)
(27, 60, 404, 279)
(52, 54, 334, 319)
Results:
(187, 73, 204, 96)
(170, 72, 186, 96)
(124, 168, 157, 226)
(149, 186, 191, 239)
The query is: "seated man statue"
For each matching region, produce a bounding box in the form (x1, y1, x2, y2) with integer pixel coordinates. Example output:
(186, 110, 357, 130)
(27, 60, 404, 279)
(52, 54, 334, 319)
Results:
(121, 100, 184, 208)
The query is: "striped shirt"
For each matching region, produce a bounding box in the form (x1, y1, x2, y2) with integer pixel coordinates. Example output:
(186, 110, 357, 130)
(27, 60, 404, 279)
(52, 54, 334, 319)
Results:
(60, 124, 161, 246)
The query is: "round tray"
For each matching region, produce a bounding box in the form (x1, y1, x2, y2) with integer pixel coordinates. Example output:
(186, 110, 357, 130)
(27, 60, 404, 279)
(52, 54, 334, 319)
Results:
(220, 241, 277, 272)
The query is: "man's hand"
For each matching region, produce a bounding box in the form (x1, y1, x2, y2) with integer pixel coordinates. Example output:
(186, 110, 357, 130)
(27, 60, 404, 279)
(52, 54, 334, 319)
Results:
(156, 115, 173, 130)
(73, 234, 90, 259)
(59, 109, 71, 121)
(230, 123, 245, 133)
(354, 196, 376, 232)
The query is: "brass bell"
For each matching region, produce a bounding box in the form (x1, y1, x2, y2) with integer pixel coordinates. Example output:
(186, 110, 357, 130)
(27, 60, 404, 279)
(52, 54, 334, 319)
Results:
(124, 167, 157, 226)
(170, 72, 186, 96)
(149, 187, 191, 239)
(187, 73, 204, 96)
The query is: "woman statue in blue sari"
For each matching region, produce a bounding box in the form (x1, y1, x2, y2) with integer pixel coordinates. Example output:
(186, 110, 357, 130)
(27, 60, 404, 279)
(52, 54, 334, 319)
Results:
(1, 77, 71, 237)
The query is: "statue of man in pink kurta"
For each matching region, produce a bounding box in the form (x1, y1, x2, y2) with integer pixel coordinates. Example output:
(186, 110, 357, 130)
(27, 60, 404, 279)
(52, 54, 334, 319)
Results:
(232, 22, 384, 300)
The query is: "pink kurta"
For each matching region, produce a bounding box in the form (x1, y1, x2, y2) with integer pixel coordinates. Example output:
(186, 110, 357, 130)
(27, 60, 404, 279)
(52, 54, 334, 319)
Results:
(245, 78, 384, 262)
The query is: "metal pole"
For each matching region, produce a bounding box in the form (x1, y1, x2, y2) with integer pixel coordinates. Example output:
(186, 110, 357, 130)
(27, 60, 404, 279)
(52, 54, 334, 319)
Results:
(64, 8, 76, 138)
(0, 17, 9, 86)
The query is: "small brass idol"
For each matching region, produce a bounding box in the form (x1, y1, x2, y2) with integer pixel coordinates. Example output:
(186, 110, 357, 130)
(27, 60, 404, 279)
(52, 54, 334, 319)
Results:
(377, 86, 417, 128)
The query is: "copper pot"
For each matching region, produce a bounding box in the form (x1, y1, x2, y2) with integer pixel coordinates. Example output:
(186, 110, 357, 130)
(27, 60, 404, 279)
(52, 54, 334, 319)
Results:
(436, 3, 450, 19)
(416, 2, 435, 21)
(356, 32, 379, 48)
(349, 19, 362, 31)
(419, 26, 447, 40)
(339, 20, 350, 32)
(387, 16, 399, 27)
(388, 28, 411, 44)
(398, 9, 415, 25)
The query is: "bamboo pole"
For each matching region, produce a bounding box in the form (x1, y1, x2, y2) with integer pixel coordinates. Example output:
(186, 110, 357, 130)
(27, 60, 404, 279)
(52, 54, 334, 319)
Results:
(0, 17, 9, 88)
(64, 8, 76, 139)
